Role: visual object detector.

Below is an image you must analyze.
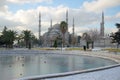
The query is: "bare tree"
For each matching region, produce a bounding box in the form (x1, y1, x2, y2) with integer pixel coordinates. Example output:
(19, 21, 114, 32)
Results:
(82, 32, 91, 49)
(82, 29, 100, 49)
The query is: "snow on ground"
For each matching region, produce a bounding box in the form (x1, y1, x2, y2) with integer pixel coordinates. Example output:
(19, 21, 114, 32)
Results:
(46, 66, 120, 80)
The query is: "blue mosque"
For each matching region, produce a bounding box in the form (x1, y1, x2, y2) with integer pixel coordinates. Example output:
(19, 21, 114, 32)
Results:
(42, 11, 75, 47)
(38, 11, 113, 48)
(39, 11, 79, 47)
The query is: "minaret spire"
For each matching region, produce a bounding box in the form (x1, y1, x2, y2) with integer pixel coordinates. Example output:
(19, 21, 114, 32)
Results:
(102, 12, 104, 24)
(66, 10, 68, 31)
(39, 12, 41, 41)
(50, 19, 52, 28)
(100, 11, 104, 37)
(73, 17, 75, 36)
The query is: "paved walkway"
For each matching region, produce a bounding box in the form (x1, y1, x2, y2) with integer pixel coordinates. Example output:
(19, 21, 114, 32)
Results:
(46, 65, 120, 80)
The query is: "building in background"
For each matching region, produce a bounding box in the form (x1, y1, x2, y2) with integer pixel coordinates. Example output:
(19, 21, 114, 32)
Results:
(40, 11, 113, 48)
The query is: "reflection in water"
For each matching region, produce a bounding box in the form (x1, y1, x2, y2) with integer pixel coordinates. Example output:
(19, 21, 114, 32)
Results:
(0, 54, 117, 80)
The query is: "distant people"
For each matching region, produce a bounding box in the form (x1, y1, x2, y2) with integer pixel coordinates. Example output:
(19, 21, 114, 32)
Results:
(83, 45, 86, 51)
(28, 42, 31, 49)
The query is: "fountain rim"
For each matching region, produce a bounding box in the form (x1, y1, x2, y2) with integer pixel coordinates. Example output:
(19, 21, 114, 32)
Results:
(19, 64, 120, 80)
(14, 50, 120, 80)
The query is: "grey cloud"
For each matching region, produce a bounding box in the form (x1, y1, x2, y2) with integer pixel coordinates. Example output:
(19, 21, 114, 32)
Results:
(83, 0, 120, 13)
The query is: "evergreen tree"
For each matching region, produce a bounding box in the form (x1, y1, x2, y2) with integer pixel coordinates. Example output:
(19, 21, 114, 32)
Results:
(0, 26, 17, 48)
(53, 39, 57, 48)
(110, 23, 120, 48)
(21, 30, 33, 49)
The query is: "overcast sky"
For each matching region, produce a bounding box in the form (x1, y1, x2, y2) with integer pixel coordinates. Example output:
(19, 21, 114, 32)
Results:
(0, 0, 120, 38)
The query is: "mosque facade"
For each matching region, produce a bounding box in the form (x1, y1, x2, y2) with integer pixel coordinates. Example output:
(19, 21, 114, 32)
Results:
(39, 11, 113, 48)
(42, 23, 70, 47)
(41, 10, 79, 47)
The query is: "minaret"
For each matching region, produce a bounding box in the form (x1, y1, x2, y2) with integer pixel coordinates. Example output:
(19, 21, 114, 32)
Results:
(72, 18, 75, 36)
(66, 10, 68, 31)
(100, 12, 104, 37)
(50, 19, 52, 28)
(39, 12, 41, 41)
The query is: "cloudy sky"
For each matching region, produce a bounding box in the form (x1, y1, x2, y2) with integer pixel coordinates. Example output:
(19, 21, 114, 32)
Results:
(0, 0, 120, 38)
